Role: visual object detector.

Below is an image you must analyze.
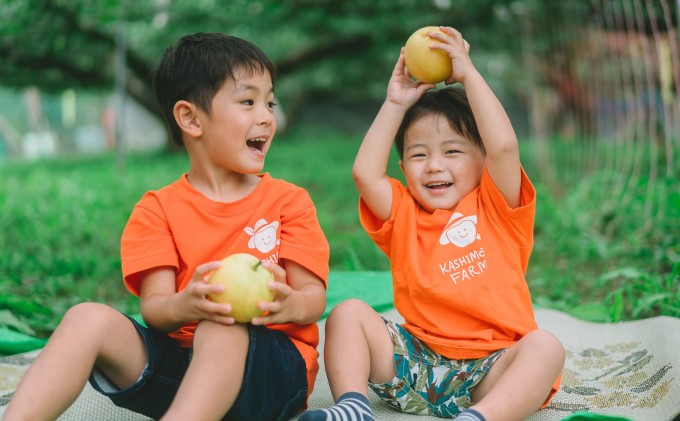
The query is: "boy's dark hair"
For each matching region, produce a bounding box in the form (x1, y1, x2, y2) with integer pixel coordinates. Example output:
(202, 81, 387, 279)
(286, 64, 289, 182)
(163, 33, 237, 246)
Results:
(395, 86, 485, 159)
(153, 33, 276, 145)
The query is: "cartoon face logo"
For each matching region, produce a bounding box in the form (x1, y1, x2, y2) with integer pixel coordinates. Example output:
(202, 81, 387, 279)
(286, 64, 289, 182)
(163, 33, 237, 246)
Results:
(245, 219, 280, 253)
(439, 213, 480, 248)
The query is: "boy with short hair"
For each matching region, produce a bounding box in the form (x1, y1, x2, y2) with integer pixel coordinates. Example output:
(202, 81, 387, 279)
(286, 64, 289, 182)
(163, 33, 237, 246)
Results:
(5, 32, 329, 421)
(300, 26, 563, 421)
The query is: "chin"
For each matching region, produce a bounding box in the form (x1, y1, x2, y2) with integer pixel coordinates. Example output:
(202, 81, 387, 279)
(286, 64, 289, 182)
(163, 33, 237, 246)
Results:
(425, 198, 459, 212)
(240, 163, 265, 175)
(418, 200, 445, 213)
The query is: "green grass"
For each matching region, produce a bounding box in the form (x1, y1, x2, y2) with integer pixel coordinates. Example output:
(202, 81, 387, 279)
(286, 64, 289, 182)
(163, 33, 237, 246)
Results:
(0, 128, 678, 339)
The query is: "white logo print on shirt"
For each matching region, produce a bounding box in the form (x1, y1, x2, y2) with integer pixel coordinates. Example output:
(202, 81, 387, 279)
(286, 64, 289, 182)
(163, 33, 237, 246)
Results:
(439, 212, 481, 248)
(245, 219, 280, 253)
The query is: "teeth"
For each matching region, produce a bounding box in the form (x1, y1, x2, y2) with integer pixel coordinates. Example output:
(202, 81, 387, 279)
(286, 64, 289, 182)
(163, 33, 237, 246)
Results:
(427, 182, 451, 187)
(246, 137, 266, 152)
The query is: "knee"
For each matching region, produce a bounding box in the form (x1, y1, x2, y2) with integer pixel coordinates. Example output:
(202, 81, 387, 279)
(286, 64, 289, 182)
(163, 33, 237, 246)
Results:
(327, 298, 371, 323)
(56, 303, 129, 343)
(62, 302, 121, 328)
(325, 299, 377, 335)
(528, 329, 566, 366)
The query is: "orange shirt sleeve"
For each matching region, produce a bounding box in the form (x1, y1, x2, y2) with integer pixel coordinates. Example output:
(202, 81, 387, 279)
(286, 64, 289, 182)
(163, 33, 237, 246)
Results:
(278, 188, 330, 285)
(121, 193, 179, 296)
(358, 177, 404, 257)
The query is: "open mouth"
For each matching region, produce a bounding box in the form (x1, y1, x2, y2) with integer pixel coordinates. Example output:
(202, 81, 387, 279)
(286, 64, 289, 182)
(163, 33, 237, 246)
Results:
(426, 181, 452, 190)
(246, 137, 266, 153)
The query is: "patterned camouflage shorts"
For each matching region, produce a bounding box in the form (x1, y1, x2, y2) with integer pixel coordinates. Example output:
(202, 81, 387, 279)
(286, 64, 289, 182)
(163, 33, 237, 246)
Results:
(368, 318, 505, 418)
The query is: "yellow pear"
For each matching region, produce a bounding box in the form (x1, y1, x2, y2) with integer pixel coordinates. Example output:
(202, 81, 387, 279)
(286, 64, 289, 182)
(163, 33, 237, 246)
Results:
(207, 253, 275, 323)
(404, 26, 452, 84)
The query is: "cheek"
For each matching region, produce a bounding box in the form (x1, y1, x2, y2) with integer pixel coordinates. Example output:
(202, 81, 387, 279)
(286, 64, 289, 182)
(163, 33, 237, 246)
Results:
(402, 158, 424, 173)
(402, 165, 423, 185)
(459, 160, 484, 181)
(402, 165, 422, 190)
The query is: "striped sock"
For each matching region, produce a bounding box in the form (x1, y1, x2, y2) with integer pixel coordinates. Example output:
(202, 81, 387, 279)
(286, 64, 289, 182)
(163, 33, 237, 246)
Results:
(298, 392, 374, 421)
(455, 408, 486, 421)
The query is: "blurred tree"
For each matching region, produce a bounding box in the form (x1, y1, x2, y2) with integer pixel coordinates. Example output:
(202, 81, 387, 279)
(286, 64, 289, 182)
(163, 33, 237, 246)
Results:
(3, 0, 673, 141)
(0, 0, 512, 131)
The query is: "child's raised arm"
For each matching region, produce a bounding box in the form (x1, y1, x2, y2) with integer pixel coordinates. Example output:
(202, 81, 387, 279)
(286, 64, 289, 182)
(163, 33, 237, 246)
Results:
(431, 26, 522, 208)
(352, 49, 433, 221)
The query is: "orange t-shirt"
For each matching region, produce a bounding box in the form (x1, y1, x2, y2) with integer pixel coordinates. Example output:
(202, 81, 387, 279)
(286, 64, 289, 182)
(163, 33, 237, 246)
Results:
(121, 172, 330, 398)
(360, 167, 560, 401)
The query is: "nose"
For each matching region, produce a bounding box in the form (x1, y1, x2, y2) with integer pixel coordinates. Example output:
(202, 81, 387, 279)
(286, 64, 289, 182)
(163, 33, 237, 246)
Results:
(426, 155, 444, 173)
(257, 104, 274, 126)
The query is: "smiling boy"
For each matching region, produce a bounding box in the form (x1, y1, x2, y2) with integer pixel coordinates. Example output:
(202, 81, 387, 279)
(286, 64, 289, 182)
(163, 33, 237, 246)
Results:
(300, 26, 563, 421)
(5, 33, 329, 421)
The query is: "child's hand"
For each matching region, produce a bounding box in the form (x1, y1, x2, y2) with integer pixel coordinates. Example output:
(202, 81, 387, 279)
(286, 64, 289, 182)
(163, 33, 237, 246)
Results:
(386, 48, 435, 109)
(428, 26, 476, 85)
(175, 261, 236, 325)
(250, 261, 301, 325)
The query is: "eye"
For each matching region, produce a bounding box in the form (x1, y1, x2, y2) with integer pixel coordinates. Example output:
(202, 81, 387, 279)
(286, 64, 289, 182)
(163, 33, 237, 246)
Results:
(241, 99, 254, 106)
(446, 149, 460, 155)
(268, 101, 278, 109)
(409, 153, 426, 159)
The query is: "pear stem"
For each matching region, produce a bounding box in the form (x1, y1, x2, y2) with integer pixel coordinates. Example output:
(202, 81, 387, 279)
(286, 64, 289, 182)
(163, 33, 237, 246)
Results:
(253, 261, 263, 270)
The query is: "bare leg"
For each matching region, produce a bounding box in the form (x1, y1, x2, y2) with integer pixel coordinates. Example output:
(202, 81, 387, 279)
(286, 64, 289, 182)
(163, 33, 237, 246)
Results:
(160, 321, 248, 421)
(299, 299, 395, 421)
(325, 299, 396, 396)
(470, 329, 565, 421)
(3, 303, 147, 421)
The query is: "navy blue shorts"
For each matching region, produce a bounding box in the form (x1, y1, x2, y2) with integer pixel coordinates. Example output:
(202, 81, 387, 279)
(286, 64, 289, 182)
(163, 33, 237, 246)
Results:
(89, 315, 308, 421)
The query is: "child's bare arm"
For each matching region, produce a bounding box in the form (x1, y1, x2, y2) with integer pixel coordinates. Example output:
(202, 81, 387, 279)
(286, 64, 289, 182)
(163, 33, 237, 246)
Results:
(353, 103, 402, 222)
(251, 260, 326, 326)
(431, 27, 522, 208)
(139, 262, 234, 332)
(353, 49, 433, 221)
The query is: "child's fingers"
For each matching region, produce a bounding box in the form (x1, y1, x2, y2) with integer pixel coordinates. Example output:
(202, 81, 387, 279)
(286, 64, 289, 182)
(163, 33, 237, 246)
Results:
(391, 48, 407, 77)
(267, 280, 292, 296)
(200, 300, 232, 316)
(193, 261, 222, 282)
(438, 26, 462, 41)
(250, 304, 283, 325)
(429, 27, 469, 52)
(261, 261, 286, 283)
(204, 314, 236, 325)
(249, 315, 269, 325)
(257, 299, 282, 314)
(417, 82, 436, 95)
(402, 54, 413, 79)
(192, 282, 224, 297)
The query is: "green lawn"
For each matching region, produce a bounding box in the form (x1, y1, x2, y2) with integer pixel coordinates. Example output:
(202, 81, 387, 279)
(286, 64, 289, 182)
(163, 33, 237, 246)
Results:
(0, 127, 678, 339)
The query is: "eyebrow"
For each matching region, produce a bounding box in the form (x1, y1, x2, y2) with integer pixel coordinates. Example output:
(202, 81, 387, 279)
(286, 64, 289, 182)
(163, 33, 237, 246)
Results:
(234, 83, 275, 95)
(442, 139, 467, 146)
(405, 143, 425, 151)
(405, 139, 467, 151)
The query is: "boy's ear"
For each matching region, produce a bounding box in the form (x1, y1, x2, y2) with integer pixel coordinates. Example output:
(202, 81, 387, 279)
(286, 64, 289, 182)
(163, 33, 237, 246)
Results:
(173, 100, 202, 138)
(399, 160, 405, 173)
